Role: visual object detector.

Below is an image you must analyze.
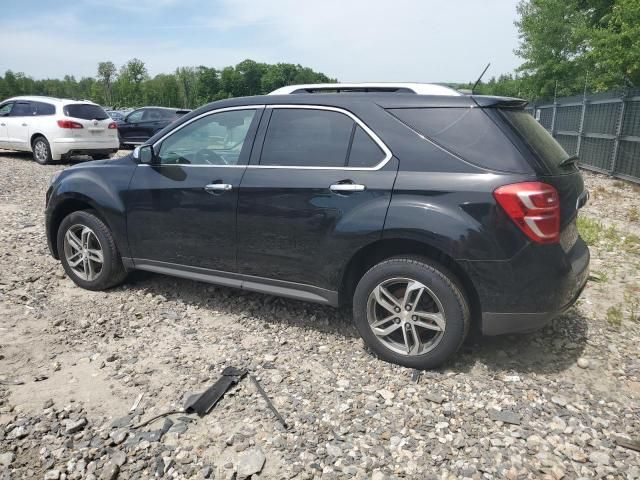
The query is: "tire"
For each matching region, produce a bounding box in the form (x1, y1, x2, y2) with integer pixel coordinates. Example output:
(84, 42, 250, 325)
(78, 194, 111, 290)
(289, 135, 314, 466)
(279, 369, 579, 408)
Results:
(353, 257, 470, 369)
(32, 136, 52, 165)
(91, 154, 111, 160)
(57, 210, 127, 291)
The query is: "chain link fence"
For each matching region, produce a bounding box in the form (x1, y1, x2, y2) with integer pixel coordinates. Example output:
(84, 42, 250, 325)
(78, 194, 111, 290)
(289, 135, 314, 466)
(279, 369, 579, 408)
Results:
(526, 88, 640, 183)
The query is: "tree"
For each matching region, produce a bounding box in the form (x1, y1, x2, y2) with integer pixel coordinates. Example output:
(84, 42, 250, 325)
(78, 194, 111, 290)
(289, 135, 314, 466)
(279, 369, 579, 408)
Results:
(97, 61, 117, 106)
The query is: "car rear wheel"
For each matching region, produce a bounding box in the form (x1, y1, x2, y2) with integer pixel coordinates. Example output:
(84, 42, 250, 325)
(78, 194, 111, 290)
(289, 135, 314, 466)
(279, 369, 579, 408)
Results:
(57, 210, 127, 290)
(32, 136, 52, 165)
(353, 257, 470, 369)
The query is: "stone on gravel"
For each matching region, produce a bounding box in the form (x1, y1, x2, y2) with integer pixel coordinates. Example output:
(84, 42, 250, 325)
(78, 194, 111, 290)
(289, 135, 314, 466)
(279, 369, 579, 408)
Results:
(0, 452, 15, 466)
(236, 447, 266, 480)
(489, 409, 521, 425)
(65, 418, 87, 434)
(110, 429, 128, 445)
(100, 461, 120, 480)
(588, 451, 610, 465)
(577, 357, 590, 369)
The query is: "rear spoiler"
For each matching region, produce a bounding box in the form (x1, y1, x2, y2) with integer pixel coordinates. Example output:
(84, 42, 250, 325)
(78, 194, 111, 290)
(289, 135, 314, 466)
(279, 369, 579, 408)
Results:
(472, 96, 528, 109)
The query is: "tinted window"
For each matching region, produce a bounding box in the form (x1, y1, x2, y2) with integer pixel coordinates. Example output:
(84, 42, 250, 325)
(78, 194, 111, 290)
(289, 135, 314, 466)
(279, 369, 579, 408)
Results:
(158, 109, 256, 166)
(127, 110, 144, 123)
(260, 109, 353, 167)
(32, 101, 55, 116)
(501, 109, 571, 172)
(348, 126, 384, 167)
(145, 109, 165, 121)
(389, 107, 529, 173)
(0, 103, 13, 116)
(10, 102, 33, 116)
(64, 104, 109, 120)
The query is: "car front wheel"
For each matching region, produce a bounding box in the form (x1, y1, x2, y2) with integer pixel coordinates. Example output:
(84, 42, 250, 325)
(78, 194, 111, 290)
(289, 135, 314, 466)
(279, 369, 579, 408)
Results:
(57, 210, 127, 290)
(353, 257, 470, 369)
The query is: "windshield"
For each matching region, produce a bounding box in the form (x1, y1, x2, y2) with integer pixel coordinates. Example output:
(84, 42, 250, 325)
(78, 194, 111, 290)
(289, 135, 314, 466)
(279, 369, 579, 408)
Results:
(501, 109, 571, 172)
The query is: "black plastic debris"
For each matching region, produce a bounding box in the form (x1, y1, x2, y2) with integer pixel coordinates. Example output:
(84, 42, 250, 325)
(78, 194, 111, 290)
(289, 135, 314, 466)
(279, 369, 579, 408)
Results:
(411, 369, 421, 384)
(184, 366, 247, 417)
(250, 374, 288, 430)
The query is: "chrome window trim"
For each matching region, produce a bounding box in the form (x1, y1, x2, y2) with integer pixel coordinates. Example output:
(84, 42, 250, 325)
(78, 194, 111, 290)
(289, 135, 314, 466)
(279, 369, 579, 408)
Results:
(143, 104, 393, 171)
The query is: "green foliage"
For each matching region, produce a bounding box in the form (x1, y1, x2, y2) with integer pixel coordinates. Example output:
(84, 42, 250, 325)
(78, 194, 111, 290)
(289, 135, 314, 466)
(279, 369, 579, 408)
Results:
(0, 58, 334, 109)
(577, 215, 603, 245)
(606, 305, 623, 326)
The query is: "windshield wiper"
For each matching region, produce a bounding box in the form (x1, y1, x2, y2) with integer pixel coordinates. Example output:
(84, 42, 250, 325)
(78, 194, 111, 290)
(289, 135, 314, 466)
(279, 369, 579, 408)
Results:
(559, 155, 579, 167)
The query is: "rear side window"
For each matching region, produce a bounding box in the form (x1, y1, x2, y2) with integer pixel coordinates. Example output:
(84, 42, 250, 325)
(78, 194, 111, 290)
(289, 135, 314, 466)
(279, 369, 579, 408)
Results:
(10, 102, 33, 117)
(32, 101, 55, 116)
(64, 104, 109, 120)
(389, 107, 529, 173)
(260, 109, 353, 167)
(501, 109, 571, 173)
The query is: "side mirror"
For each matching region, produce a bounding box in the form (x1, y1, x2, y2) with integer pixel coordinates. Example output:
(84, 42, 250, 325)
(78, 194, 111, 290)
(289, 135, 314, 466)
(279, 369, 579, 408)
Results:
(134, 145, 155, 164)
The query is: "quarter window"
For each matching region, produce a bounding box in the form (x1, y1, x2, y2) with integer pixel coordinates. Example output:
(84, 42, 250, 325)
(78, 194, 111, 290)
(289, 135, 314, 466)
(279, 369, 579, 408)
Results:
(157, 109, 256, 166)
(32, 101, 55, 116)
(348, 126, 384, 167)
(260, 109, 353, 167)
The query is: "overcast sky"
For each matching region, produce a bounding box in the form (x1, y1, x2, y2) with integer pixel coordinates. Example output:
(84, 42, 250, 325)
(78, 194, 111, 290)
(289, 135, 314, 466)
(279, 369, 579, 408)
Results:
(0, 0, 522, 83)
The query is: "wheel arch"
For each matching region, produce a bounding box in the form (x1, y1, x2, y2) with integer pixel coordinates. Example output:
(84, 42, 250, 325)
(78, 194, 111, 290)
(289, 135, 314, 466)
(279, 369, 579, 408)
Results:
(30, 132, 48, 149)
(48, 194, 113, 260)
(339, 237, 481, 323)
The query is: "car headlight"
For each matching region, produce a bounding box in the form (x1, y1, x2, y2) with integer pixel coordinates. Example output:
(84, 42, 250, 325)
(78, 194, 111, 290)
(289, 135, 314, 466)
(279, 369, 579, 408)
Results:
(49, 170, 63, 186)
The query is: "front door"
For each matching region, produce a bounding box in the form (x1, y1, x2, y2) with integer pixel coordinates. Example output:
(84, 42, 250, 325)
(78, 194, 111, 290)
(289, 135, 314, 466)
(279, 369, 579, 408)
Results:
(0, 102, 13, 149)
(236, 106, 398, 292)
(126, 107, 262, 272)
(6, 101, 32, 150)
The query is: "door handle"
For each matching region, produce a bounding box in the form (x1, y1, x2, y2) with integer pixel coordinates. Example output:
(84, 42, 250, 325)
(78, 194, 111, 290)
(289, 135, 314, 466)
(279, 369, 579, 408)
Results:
(22, 123, 28, 127)
(330, 183, 366, 193)
(204, 183, 233, 193)
(0, 123, 5, 127)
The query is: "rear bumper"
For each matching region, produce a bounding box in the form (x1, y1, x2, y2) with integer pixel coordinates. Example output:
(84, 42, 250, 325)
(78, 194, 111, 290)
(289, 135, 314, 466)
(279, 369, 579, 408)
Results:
(460, 236, 590, 335)
(50, 137, 119, 158)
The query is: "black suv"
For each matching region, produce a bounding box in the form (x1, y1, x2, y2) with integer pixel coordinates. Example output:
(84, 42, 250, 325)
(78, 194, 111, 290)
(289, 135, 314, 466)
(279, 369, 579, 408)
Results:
(117, 107, 190, 147)
(45, 92, 590, 369)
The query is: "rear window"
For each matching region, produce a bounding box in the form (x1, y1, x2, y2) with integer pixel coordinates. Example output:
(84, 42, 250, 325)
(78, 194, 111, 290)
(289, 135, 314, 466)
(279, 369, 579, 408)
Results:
(64, 104, 109, 120)
(501, 109, 571, 172)
(388, 107, 529, 173)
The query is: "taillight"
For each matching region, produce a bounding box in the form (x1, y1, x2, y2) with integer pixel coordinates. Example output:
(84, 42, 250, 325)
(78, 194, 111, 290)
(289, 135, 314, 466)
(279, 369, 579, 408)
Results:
(57, 120, 83, 129)
(493, 182, 560, 244)
(108, 122, 117, 129)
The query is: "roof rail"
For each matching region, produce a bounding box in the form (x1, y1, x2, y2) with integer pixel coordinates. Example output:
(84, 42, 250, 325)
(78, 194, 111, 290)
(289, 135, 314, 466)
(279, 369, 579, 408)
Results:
(269, 83, 461, 96)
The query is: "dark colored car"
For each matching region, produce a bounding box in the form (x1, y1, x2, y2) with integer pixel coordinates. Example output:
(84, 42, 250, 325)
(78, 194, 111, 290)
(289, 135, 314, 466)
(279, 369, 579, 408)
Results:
(45, 92, 589, 369)
(106, 110, 126, 122)
(117, 107, 190, 147)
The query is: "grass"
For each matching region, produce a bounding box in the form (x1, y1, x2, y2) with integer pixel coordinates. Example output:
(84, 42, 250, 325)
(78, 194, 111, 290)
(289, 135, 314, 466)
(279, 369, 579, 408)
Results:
(606, 306, 623, 326)
(577, 216, 603, 245)
(628, 206, 639, 223)
(624, 286, 640, 323)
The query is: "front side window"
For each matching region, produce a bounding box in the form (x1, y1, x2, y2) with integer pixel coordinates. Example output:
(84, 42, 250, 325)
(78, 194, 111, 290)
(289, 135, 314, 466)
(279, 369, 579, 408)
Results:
(0, 103, 13, 116)
(260, 109, 354, 167)
(126, 110, 145, 123)
(157, 109, 256, 166)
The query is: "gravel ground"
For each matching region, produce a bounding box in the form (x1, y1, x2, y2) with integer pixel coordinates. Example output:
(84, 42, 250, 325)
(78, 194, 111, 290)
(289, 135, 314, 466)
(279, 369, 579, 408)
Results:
(1, 151, 639, 480)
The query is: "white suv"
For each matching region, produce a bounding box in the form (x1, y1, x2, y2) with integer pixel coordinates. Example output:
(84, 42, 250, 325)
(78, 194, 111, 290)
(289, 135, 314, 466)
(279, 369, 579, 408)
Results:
(0, 96, 119, 165)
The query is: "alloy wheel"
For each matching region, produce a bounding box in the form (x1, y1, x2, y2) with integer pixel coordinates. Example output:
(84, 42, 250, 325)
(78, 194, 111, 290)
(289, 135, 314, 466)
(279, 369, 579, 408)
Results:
(63, 224, 104, 281)
(366, 277, 446, 356)
(34, 140, 48, 163)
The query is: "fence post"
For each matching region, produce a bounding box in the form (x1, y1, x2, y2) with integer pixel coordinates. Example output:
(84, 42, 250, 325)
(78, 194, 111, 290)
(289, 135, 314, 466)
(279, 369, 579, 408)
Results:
(609, 92, 627, 175)
(550, 101, 558, 135)
(576, 95, 588, 158)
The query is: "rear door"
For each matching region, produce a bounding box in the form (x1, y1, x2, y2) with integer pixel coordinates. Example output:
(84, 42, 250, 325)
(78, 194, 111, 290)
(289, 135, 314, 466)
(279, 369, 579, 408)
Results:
(63, 103, 115, 142)
(236, 106, 398, 293)
(126, 107, 261, 272)
(7, 101, 33, 150)
(119, 109, 146, 144)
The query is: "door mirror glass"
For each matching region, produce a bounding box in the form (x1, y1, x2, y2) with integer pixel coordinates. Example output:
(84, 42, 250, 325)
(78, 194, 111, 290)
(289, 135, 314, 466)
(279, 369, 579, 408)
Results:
(135, 145, 155, 164)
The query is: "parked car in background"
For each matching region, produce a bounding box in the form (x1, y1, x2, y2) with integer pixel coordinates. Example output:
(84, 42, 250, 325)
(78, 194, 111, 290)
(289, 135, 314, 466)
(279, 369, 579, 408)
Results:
(45, 84, 590, 369)
(0, 96, 118, 164)
(106, 110, 126, 122)
(117, 107, 190, 147)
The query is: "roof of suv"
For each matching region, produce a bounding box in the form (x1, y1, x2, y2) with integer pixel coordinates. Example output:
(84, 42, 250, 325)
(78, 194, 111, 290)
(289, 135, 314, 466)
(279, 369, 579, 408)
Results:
(269, 83, 462, 96)
(4, 95, 99, 106)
